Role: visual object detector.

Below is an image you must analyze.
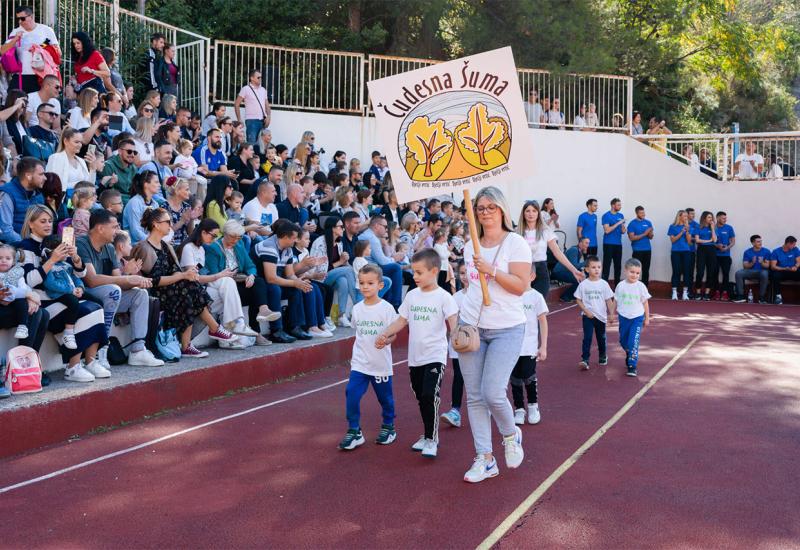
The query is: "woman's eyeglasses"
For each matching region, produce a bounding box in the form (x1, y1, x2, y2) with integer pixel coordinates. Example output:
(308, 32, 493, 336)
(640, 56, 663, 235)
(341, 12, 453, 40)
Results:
(476, 204, 499, 215)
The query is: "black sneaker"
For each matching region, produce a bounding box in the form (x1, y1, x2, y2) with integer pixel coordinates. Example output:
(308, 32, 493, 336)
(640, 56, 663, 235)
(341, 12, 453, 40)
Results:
(599, 357, 608, 366)
(289, 327, 312, 341)
(626, 365, 638, 377)
(732, 295, 746, 303)
(41, 372, 52, 387)
(375, 424, 397, 445)
(338, 428, 365, 450)
(702, 294, 711, 301)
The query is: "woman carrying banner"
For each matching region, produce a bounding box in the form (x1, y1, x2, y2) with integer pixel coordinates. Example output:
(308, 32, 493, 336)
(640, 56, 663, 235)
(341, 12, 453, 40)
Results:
(458, 186, 532, 483)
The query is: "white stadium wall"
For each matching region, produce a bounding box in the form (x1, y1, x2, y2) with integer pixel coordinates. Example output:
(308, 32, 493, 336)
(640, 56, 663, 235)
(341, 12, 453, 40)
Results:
(264, 109, 800, 283)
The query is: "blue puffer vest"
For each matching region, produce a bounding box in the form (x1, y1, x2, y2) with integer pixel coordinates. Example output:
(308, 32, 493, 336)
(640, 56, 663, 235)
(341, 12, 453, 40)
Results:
(1, 178, 44, 234)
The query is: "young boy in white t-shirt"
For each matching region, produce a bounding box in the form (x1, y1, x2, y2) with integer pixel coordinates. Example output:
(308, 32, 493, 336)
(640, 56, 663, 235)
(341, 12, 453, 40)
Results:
(575, 256, 615, 371)
(377, 249, 458, 458)
(512, 281, 549, 426)
(338, 264, 399, 451)
(615, 258, 651, 377)
(441, 261, 468, 428)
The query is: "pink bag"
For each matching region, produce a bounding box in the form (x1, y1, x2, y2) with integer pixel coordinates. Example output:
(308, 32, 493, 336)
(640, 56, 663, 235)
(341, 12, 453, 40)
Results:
(3, 346, 43, 395)
(1, 46, 22, 74)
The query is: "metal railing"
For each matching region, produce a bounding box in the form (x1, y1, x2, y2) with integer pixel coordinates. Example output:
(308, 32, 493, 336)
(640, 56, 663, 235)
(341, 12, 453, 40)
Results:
(213, 40, 365, 113)
(634, 132, 800, 181)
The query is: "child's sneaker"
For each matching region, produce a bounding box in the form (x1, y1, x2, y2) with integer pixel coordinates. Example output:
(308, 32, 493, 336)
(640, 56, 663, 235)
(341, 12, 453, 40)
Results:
(671, 289, 678, 301)
(375, 424, 396, 445)
(14, 325, 28, 339)
(513, 408, 525, 425)
(411, 435, 426, 452)
(775, 294, 783, 305)
(503, 426, 524, 469)
(338, 314, 352, 328)
(84, 359, 111, 379)
(64, 363, 95, 383)
(681, 289, 690, 301)
(578, 360, 589, 371)
(599, 356, 608, 366)
(464, 455, 499, 483)
(338, 428, 365, 450)
(421, 438, 438, 458)
(626, 365, 638, 377)
(62, 332, 77, 349)
(440, 408, 461, 427)
(527, 403, 541, 425)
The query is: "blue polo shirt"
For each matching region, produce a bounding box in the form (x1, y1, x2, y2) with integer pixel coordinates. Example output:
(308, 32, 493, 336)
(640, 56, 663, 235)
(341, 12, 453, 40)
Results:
(601, 210, 624, 246)
(771, 246, 800, 268)
(667, 224, 691, 252)
(696, 226, 715, 247)
(576, 212, 597, 247)
(742, 247, 769, 272)
(628, 218, 653, 251)
(715, 223, 735, 257)
(192, 145, 226, 172)
(688, 220, 700, 252)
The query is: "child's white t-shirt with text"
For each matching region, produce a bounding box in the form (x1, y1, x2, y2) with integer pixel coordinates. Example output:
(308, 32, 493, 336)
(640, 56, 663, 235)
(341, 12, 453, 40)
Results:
(519, 289, 549, 357)
(575, 278, 614, 323)
(399, 287, 458, 367)
(350, 299, 398, 376)
(614, 280, 651, 319)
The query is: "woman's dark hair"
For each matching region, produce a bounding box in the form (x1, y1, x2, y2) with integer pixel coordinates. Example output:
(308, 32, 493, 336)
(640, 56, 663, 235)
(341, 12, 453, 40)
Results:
(154, 121, 177, 143)
(333, 150, 345, 161)
(699, 210, 714, 228)
(70, 31, 97, 64)
(354, 239, 370, 257)
(542, 197, 556, 215)
(4, 89, 26, 123)
(177, 218, 219, 259)
(203, 175, 234, 210)
(322, 215, 343, 259)
(356, 189, 371, 203)
(140, 207, 167, 231)
(131, 170, 157, 198)
(42, 173, 65, 210)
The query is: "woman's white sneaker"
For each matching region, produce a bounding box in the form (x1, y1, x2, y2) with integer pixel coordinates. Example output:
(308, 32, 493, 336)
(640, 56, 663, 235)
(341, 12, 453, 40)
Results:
(323, 317, 337, 332)
(503, 426, 524, 469)
(338, 314, 352, 328)
(231, 320, 259, 337)
(128, 349, 165, 367)
(464, 455, 499, 483)
(514, 408, 526, 425)
(309, 327, 333, 338)
(84, 359, 111, 379)
(256, 305, 281, 323)
(64, 364, 95, 383)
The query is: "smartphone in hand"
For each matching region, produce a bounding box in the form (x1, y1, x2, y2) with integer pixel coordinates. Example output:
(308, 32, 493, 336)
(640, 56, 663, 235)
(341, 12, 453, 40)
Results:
(62, 226, 75, 248)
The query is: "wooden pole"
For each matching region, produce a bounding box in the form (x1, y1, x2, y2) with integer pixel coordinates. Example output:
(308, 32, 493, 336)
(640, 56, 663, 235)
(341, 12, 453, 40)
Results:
(463, 189, 491, 306)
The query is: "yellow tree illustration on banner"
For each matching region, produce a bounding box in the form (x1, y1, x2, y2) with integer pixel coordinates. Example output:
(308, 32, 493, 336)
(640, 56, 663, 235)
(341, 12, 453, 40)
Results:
(455, 103, 508, 169)
(406, 116, 454, 179)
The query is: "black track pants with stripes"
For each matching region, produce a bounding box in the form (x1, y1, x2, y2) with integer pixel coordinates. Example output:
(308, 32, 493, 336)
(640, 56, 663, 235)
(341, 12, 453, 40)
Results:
(409, 363, 445, 441)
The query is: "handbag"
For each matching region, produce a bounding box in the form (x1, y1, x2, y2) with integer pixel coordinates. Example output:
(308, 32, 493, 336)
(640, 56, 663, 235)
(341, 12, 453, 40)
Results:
(249, 85, 270, 128)
(106, 336, 129, 366)
(451, 233, 509, 353)
(156, 328, 181, 361)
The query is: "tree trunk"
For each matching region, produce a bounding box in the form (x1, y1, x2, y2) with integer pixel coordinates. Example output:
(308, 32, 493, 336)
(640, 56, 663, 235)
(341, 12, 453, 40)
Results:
(348, 0, 361, 34)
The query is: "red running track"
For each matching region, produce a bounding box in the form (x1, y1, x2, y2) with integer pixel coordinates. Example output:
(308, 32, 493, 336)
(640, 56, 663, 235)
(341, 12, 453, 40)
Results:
(1, 301, 798, 548)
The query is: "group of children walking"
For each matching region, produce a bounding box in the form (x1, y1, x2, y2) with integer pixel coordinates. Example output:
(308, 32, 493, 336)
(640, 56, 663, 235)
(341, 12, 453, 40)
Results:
(338, 247, 651, 477)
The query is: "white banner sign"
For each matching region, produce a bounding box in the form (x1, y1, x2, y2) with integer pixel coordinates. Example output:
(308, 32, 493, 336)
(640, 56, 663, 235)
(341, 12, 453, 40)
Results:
(368, 47, 533, 203)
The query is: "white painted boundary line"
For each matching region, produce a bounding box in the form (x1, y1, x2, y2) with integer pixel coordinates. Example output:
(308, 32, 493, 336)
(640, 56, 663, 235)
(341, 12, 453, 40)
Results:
(0, 360, 407, 495)
(477, 333, 704, 550)
(0, 304, 580, 496)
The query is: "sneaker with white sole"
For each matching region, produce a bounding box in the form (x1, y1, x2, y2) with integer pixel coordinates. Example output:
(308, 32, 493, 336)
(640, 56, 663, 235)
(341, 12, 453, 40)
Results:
(579, 360, 589, 371)
(254, 334, 272, 346)
(671, 289, 678, 301)
(375, 424, 396, 445)
(62, 332, 77, 349)
(208, 326, 237, 342)
(503, 426, 524, 469)
(13, 325, 28, 339)
(514, 408, 525, 425)
(464, 455, 499, 483)
(309, 327, 333, 338)
(527, 403, 541, 425)
(411, 435, 426, 452)
(323, 317, 337, 332)
(63, 364, 95, 383)
(231, 320, 259, 337)
(338, 429, 365, 450)
(681, 289, 690, 301)
(128, 349, 165, 367)
(84, 359, 111, 379)
(440, 408, 462, 427)
(256, 306, 282, 323)
(181, 345, 209, 358)
(96, 346, 112, 371)
(421, 438, 438, 458)
(338, 314, 352, 328)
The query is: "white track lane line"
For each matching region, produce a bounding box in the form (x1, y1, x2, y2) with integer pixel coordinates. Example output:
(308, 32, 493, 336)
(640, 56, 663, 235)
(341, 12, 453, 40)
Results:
(477, 333, 704, 550)
(0, 303, 580, 496)
(0, 361, 409, 495)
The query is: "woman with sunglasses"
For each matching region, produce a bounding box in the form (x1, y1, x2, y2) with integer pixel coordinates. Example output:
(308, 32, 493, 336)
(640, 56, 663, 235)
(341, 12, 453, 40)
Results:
(131, 208, 238, 358)
(123, 170, 161, 244)
(517, 200, 584, 297)
(458, 186, 532, 483)
(71, 31, 111, 94)
(102, 91, 134, 138)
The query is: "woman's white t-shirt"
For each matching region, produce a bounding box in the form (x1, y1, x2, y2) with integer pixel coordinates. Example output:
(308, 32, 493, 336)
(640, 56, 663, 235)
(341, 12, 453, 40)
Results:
(68, 107, 91, 130)
(461, 232, 532, 329)
(180, 242, 205, 269)
(523, 226, 555, 263)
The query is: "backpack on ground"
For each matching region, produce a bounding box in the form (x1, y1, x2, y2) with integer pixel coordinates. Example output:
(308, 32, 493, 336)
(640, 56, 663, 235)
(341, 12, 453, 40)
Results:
(156, 328, 181, 361)
(3, 346, 43, 394)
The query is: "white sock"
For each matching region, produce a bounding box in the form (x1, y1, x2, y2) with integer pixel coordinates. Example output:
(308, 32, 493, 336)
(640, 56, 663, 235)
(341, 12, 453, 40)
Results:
(64, 328, 74, 336)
